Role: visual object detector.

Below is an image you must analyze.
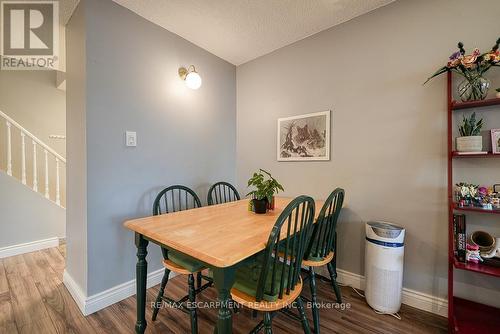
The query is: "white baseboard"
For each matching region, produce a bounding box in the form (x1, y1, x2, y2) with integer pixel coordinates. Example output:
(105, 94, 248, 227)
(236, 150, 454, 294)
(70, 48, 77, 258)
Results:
(336, 269, 448, 318)
(0, 237, 60, 259)
(63, 268, 175, 316)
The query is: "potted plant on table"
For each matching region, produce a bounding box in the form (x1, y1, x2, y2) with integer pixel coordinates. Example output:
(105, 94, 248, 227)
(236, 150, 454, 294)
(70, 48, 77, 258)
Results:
(247, 169, 284, 214)
(457, 112, 484, 152)
(496, 88, 500, 98)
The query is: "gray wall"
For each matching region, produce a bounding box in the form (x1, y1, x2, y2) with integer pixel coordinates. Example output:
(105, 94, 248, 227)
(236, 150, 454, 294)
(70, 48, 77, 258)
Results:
(67, 0, 236, 296)
(66, 0, 88, 295)
(0, 170, 65, 249)
(236, 0, 500, 305)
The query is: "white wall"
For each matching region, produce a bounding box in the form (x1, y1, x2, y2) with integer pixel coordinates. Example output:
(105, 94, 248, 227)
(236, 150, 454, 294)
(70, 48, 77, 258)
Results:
(0, 170, 65, 250)
(236, 0, 500, 306)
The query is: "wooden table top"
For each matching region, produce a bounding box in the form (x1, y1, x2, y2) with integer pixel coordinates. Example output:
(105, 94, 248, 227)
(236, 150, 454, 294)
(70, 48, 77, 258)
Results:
(124, 197, 323, 268)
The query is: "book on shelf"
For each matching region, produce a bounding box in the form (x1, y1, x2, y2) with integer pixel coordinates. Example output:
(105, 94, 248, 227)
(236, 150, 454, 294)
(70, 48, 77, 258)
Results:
(453, 214, 466, 263)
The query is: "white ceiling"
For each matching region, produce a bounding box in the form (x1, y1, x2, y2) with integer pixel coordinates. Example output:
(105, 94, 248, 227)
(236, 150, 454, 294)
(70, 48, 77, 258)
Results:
(112, 0, 395, 65)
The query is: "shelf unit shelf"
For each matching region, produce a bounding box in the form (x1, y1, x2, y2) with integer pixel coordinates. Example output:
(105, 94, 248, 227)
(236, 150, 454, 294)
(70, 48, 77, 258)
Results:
(452, 297, 500, 334)
(447, 72, 500, 333)
(452, 152, 500, 158)
(453, 258, 500, 278)
(451, 97, 500, 110)
(452, 203, 500, 215)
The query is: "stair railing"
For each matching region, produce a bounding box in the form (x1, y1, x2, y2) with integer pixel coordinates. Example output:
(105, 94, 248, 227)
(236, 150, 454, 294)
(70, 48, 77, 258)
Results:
(0, 110, 66, 207)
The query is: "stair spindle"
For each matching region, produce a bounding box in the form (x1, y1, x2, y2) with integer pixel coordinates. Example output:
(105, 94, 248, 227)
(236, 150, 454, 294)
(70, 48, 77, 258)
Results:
(55, 158, 60, 205)
(6, 121, 12, 176)
(32, 141, 38, 191)
(21, 132, 26, 184)
(44, 149, 49, 199)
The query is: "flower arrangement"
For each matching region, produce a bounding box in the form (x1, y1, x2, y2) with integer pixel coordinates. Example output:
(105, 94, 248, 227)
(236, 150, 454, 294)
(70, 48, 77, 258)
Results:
(425, 38, 500, 101)
(458, 112, 483, 137)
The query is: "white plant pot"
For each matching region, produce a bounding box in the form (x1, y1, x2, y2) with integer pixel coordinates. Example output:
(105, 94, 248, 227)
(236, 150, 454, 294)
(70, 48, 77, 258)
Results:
(456, 136, 483, 152)
(496, 91, 500, 98)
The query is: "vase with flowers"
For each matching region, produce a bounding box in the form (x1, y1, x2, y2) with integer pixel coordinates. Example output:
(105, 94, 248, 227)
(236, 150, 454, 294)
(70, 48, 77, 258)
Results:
(425, 39, 500, 101)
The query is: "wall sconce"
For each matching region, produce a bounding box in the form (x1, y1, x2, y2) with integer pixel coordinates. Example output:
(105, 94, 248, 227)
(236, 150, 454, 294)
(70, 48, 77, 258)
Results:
(178, 65, 202, 90)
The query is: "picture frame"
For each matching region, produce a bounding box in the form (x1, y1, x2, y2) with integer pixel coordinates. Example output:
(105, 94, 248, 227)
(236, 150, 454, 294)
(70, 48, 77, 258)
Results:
(492, 129, 500, 154)
(277, 110, 330, 161)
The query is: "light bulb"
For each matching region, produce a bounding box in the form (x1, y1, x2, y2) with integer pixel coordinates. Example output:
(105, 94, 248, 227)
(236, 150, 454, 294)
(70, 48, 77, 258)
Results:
(185, 71, 202, 90)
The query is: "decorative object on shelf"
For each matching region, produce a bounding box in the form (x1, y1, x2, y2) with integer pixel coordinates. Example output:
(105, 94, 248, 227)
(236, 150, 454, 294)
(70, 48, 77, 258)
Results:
(246, 169, 284, 214)
(277, 110, 330, 161)
(456, 112, 484, 152)
(491, 129, 500, 154)
(470, 231, 496, 256)
(455, 182, 500, 209)
(455, 182, 479, 206)
(496, 88, 500, 98)
(425, 39, 500, 101)
(466, 243, 482, 263)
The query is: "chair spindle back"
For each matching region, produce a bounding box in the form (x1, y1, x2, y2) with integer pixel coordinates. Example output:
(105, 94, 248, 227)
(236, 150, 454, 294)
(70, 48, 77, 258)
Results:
(207, 182, 240, 205)
(256, 195, 315, 302)
(306, 188, 345, 260)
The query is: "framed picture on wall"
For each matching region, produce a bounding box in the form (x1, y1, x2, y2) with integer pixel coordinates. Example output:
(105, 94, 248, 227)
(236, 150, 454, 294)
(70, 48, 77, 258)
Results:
(492, 129, 500, 154)
(277, 110, 330, 161)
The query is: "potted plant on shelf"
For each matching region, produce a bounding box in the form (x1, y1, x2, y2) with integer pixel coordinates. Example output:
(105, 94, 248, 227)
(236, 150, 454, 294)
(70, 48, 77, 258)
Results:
(496, 88, 500, 98)
(456, 112, 484, 152)
(425, 39, 500, 101)
(247, 169, 284, 214)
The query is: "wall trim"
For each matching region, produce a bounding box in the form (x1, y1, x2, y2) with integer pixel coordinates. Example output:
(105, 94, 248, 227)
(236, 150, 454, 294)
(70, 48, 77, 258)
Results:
(336, 269, 448, 318)
(63, 268, 175, 316)
(0, 237, 60, 259)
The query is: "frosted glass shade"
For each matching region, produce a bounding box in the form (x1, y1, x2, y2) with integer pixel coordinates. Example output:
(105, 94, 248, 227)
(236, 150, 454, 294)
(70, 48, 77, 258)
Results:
(185, 71, 202, 90)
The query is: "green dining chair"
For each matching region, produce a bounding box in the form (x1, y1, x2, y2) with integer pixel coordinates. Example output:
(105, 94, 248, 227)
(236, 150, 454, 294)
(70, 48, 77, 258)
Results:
(207, 181, 240, 205)
(230, 195, 316, 334)
(151, 185, 210, 334)
(302, 188, 345, 334)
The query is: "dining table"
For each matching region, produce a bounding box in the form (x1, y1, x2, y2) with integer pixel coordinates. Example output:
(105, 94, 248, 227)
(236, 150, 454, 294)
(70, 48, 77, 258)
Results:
(123, 196, 323, 334)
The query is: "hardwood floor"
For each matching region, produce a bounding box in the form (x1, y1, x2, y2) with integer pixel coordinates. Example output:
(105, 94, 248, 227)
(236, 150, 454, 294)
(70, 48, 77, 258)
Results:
(0, 245, 448, 333)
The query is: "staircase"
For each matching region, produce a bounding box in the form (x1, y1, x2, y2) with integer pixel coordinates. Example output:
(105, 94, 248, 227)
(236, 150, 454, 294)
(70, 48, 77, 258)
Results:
(0, 109, 66, 208)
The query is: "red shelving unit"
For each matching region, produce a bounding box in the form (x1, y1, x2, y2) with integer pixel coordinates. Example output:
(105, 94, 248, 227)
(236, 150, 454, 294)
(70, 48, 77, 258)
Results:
(447, 72, 500, 333)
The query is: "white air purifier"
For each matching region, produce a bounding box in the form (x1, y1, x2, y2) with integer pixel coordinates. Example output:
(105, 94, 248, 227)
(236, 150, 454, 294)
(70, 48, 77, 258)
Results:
(364, 221, 405, 314)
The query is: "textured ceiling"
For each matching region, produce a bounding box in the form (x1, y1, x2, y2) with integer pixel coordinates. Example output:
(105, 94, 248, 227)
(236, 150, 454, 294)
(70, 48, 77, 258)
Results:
(112, 0, 395, 65)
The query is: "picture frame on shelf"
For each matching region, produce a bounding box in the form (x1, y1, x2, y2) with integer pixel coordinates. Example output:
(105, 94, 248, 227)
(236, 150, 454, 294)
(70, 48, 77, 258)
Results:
(491, 129, 500, 154)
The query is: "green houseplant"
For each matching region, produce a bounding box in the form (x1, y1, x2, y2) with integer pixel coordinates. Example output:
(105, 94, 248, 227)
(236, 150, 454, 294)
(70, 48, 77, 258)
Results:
(457, 112, 484, 152)
(496, 88, 500, 98)
(247, 169, 284, 214)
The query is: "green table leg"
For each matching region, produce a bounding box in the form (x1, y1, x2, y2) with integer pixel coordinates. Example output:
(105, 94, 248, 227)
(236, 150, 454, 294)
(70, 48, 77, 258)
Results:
(135, 233, 149, 334)
(212, 266, 236, 334)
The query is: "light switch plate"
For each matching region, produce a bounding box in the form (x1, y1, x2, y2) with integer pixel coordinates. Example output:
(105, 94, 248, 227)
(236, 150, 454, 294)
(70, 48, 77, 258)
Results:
(126, 131, 137, 147)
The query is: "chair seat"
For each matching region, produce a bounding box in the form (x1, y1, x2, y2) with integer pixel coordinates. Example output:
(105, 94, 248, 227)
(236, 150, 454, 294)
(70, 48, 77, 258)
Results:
(303, 251, 334, 267)
(163, 251, 206, 274)
(230, 257, 294, 303)
(231, 277, 303, 311)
